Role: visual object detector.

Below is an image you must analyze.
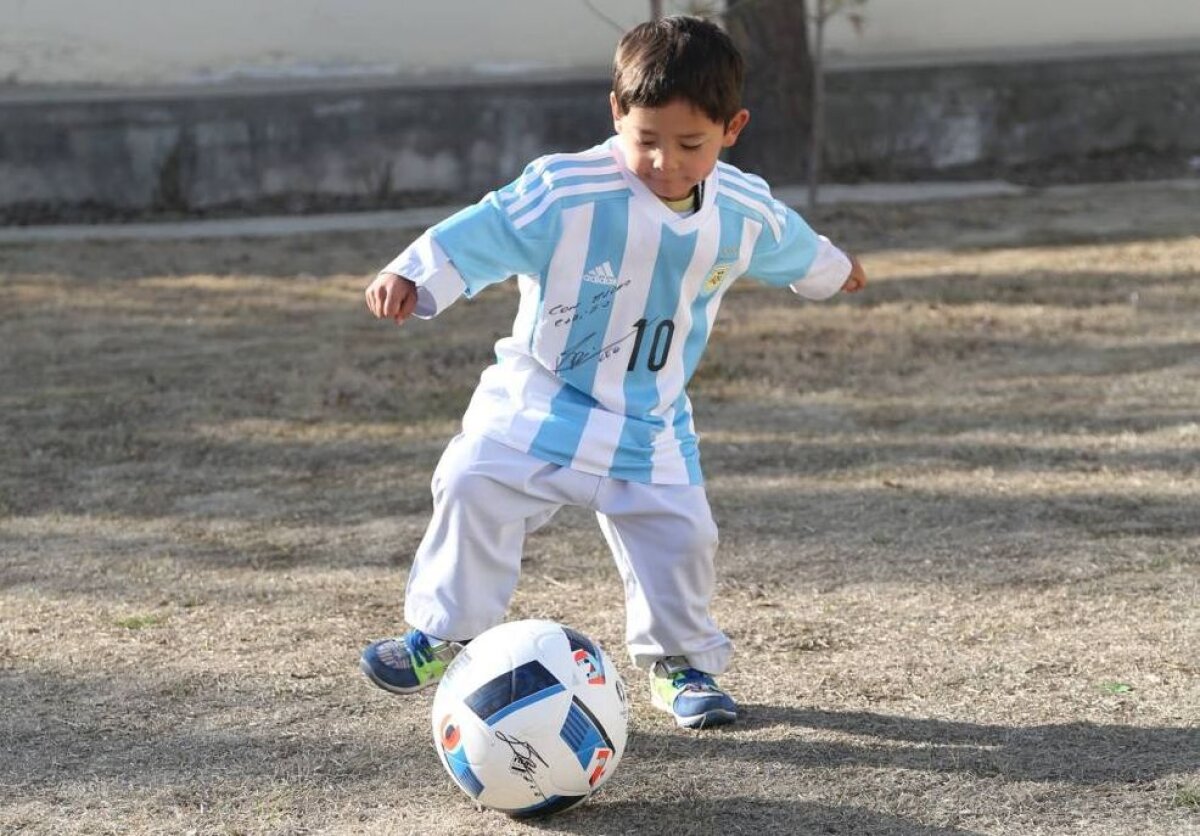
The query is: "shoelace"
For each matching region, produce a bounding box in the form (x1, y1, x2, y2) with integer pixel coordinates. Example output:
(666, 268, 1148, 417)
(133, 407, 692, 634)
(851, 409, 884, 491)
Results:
(403, 630, 435, 665)
(673, 668, 718, 693)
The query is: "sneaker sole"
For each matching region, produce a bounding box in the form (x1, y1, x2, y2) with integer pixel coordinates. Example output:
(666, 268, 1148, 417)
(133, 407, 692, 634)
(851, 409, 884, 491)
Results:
(359, 655, 439, 695)
(650, 689, 738, 729)
(675, 708, 737, 729)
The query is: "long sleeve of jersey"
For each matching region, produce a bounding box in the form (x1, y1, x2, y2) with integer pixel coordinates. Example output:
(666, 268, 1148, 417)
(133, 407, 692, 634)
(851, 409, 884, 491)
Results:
(746, 203, 852, 301)
(379, 166, 563, 318)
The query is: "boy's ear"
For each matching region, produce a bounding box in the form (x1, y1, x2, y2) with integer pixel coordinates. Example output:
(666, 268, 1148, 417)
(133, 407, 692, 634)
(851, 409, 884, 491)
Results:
(722, 109, 751, 147)
(609, 92, 623, 131)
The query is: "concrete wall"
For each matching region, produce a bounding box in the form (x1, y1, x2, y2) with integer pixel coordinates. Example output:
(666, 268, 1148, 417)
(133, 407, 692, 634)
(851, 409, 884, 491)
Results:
(821, 50, 1200, 178)
(3, 47, 1197, 222)
(3, 0, 1200, 85)
(0, 76, 614, 220)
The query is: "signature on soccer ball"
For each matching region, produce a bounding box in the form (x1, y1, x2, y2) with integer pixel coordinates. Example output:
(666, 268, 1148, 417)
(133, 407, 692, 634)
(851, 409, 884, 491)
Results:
(495, 731, 550, 798)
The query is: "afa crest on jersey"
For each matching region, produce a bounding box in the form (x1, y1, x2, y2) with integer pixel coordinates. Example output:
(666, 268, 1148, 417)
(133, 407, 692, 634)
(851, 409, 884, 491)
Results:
(702, 264, 733, 295)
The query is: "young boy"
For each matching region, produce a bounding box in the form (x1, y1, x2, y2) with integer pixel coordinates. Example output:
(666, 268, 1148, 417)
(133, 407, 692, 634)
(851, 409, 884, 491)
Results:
(361, 16, 866, 729)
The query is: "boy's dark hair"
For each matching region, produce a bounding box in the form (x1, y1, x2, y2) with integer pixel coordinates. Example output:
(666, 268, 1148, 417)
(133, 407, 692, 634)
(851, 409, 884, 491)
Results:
(612, 16, 744, 124)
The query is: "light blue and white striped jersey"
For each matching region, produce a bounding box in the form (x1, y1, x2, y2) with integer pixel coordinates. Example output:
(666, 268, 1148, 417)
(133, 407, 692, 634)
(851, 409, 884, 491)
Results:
(382, 138, 851, 485)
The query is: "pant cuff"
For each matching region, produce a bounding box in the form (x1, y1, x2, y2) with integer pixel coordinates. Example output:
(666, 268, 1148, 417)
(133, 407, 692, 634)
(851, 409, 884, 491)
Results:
(628, 640, 733, 675)
(403, 602, 496, 643)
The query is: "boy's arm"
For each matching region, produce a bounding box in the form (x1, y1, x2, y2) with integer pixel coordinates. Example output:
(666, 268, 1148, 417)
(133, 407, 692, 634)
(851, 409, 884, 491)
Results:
(366, 162, 561, 323)
(747, 205, 866, 299)
(803, 235, 867, 298)
(370, 229, 467, 321)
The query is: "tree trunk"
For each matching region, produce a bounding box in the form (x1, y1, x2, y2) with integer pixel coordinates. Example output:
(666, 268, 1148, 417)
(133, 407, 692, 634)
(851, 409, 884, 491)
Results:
(724, 0, 814, 183)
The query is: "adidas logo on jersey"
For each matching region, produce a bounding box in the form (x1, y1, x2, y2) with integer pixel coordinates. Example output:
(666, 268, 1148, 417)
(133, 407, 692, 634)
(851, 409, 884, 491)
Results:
(582, 261, 618, 286)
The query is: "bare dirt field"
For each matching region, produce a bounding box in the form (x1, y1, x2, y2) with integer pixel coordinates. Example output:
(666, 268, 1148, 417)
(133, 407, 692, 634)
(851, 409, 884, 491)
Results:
(2, 181, 1198, 835)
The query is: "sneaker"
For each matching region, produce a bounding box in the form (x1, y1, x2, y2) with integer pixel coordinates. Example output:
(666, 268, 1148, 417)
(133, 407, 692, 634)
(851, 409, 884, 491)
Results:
(360, 629, 463, 694)
(649, 656, 738, 729)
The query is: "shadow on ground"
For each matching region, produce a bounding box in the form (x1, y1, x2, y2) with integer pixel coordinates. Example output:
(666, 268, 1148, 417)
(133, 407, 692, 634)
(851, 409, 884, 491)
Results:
(638, 705, 1200, 785)
(540, 798, 985, 836)
(2, 670, 994, 835)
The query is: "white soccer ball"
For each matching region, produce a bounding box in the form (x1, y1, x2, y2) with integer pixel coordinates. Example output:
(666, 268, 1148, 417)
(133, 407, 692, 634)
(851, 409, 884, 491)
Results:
(430, 619, 629, 817)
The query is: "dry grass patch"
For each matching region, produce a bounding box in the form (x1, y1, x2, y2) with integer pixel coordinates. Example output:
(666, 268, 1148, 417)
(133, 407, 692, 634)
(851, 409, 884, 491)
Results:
(2, 183, 1198, 834)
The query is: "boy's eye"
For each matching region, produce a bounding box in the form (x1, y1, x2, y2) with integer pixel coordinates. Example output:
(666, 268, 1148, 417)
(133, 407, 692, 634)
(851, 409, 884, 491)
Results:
(681, 143, 703, 151)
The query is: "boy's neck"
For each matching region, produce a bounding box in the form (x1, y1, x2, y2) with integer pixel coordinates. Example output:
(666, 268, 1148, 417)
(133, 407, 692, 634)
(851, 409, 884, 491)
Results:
(658, 183, 702, 214)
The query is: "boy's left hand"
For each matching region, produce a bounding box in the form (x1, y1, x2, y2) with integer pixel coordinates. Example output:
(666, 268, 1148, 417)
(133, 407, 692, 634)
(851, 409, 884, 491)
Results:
(841, 254, 867, 293)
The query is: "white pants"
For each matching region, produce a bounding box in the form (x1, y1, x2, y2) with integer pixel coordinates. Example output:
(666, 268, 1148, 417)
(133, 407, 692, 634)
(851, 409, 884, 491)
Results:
(403, 433, 732, 674)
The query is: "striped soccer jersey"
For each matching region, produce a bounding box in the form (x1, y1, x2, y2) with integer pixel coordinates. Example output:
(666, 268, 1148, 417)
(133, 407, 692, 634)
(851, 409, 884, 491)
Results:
(382, 137, 851, 485)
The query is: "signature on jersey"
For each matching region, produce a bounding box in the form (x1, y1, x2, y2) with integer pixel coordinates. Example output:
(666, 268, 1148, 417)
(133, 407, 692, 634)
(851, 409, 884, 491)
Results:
(554, 317, 663, 373)
(548, 280, 632, 328)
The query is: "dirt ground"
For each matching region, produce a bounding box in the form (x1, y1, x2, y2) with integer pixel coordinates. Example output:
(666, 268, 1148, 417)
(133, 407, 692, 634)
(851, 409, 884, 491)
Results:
(1, 181, 1198, 835)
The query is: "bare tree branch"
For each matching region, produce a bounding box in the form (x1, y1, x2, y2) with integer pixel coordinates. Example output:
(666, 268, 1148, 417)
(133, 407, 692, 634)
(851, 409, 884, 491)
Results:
(580, 0, 627, 33)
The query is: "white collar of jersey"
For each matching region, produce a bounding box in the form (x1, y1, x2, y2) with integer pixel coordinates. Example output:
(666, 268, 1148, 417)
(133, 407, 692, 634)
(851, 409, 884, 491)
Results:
(606, 137, 719, 235)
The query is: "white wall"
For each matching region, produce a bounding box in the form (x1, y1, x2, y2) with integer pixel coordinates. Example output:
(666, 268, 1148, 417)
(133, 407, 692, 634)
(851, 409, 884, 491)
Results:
(0, 0, 644, 85)
(823, 0, 1200, 61)
(2, 0, 1199, 86)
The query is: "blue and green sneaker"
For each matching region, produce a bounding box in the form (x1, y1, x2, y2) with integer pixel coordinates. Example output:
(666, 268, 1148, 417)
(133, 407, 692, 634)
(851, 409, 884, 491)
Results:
(360, 629, 463, 694)
(649, 656, 738, 729)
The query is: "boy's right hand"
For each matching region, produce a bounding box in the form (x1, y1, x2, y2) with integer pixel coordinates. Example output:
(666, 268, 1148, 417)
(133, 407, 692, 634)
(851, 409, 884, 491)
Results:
(841, 254, 867, 294)
(365, 272, 418, 324)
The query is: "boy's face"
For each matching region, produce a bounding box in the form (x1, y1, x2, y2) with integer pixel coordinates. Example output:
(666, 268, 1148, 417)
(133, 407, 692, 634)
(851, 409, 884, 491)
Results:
(611, 94, 750, 202)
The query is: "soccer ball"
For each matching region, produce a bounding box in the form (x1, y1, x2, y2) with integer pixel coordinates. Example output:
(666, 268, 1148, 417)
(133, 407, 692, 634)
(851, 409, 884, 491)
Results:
(430, 619, 629, 817)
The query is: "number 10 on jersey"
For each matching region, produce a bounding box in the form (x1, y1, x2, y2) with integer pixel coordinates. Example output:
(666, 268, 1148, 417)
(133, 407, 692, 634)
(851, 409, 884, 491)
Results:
(626, 318, 675, 372)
